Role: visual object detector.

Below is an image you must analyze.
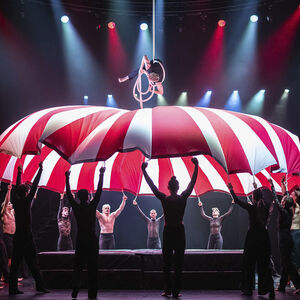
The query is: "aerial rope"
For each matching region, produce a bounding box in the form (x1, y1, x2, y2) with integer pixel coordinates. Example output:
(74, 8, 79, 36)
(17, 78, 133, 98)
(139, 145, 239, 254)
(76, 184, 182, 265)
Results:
(132, 0, 165, 109)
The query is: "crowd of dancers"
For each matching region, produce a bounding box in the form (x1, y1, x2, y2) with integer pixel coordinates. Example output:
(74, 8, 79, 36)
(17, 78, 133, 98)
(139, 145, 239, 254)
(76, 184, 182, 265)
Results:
(0, 157, 299, 298)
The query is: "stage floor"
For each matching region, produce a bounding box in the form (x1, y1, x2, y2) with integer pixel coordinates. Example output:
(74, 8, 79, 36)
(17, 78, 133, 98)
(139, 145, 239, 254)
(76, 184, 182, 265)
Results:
(0, 278, 298, 300)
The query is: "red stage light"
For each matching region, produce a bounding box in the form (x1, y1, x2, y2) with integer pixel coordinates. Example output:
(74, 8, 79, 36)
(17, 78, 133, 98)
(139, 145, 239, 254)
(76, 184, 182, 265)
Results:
(96, 24, 101, 31)
(218, 19, 226, 27)
(108, 22, 115, 29)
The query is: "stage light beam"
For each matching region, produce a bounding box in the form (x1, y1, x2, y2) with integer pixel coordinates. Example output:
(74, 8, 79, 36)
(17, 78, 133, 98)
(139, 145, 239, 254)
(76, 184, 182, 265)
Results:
(83, 95, 88, 105)
(250, 15, 258, 23)
(108, 22, 116, 29)
(140, 23, 148, 31)
(176, 92, 188, 106)
(244, 90, 265, 115)
(196, 91, 212, 107)
(61, 15, 69, 24)
(218, 20, 226, 27)
(157, 94, 168, 106)
(106, 94, 118, 107)
(224, 90, 241, 112)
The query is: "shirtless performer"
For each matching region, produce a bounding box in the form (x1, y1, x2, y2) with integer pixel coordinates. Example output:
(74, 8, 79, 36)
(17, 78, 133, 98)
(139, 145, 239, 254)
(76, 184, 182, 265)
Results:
(96, 195, 127, 249)
(1, 184, 15, 268)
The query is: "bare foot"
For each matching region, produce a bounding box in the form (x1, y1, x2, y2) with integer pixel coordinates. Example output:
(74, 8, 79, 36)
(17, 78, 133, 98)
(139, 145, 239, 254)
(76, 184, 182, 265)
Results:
(118, 76, 128, 83)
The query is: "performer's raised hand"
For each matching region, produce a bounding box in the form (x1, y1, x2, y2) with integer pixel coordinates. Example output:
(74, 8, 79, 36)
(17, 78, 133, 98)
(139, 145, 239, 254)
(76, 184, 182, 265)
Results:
(191, 157, 198, 165)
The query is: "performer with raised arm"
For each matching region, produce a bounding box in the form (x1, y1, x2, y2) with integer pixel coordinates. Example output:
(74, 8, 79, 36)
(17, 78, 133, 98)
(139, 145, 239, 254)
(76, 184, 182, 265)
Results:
(57, 193, 73, 251)
(0, 189, 9, 285)
(269, 178, 300, 294)
(9, 163, 48, 295)
(96, 195, 127, 250)
(1, 184, 15, 268)
(142, 157, 198, 298)
(133, 198, 164, 249)
(118, 55, 164, 95)
(198, 197, 234, 249)
(281, 176, 300, 273)
(65, 166, 105, 299)
(227, 182, 274, 298)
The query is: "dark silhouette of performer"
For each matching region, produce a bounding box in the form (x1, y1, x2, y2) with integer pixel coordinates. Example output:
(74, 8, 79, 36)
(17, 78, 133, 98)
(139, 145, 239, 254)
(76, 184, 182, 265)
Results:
(57, 193, 73, 251)
(9, 163, 48, 295)
(65, 166, 105, 299)
(198, 198, 233, 249)
(142, 157, 198, 298)
(133, 198, 164, 249)
(228, 182, 274, 298)
(269, 179, 300, 294)
(281, 177, 300, 271)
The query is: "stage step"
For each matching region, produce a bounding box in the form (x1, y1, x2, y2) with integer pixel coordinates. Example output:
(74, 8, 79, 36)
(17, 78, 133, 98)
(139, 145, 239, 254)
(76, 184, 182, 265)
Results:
(38, 249, 243, 289)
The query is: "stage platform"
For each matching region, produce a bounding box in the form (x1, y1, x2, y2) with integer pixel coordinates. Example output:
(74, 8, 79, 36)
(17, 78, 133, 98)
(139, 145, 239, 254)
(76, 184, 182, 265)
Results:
(38, 249, 243, 290)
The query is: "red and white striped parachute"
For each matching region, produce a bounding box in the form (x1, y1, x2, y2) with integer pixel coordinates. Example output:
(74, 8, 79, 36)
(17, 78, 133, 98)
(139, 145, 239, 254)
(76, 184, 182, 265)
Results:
(1, 146, 298, 197)
(0, 106, 299, 175)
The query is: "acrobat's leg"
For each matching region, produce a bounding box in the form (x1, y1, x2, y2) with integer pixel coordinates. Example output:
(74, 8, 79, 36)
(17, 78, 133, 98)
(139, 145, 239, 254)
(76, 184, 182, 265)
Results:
(118, 69, 139, 83)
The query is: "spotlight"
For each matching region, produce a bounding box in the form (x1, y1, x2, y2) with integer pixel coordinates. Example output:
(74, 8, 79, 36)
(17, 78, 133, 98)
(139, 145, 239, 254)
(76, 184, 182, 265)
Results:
(106, 94, 118, 107)
(83, 95, 88, 105)
(233, 90, 238, 93)
(108, 22, 116, 29)
(207, 90, 212, 95)
(61, 15, 69, 24)
(140, 23, 148, 30)
(218, 19, 226, 27)
(284, 89, 290, 93)
(250, 15, 258, 23)
(261, 89, 265, 93)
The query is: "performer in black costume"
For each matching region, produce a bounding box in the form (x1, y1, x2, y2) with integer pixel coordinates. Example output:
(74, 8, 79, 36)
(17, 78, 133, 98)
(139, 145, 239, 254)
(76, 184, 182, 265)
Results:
(228, 182, 274, 298)
(9, 163, 48, 295)
(57, 194, 73, 251)
(133, 198, 164, 249)
(65, 166, 105, 299)
(198, 198, 233, 249)
(268, 178, 300, 294)
(118, 55, 164, 95)
(142, 157, 198, 298)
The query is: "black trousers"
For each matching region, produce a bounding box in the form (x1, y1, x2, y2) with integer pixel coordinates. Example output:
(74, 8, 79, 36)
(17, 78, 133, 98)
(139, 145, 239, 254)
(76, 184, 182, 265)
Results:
(291, 229, 300, 268)
(279, 235, 300, 290)
(99, 233, 115, 250)
(9, 232, 45, 292)
(0, 237, 9, 282)
(73, 237, 99, 298)
(162, 225, 185, 295)
(207, 233, 223, 249)
(241, 228, 273, 294)
(57, 234, 73, 251)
